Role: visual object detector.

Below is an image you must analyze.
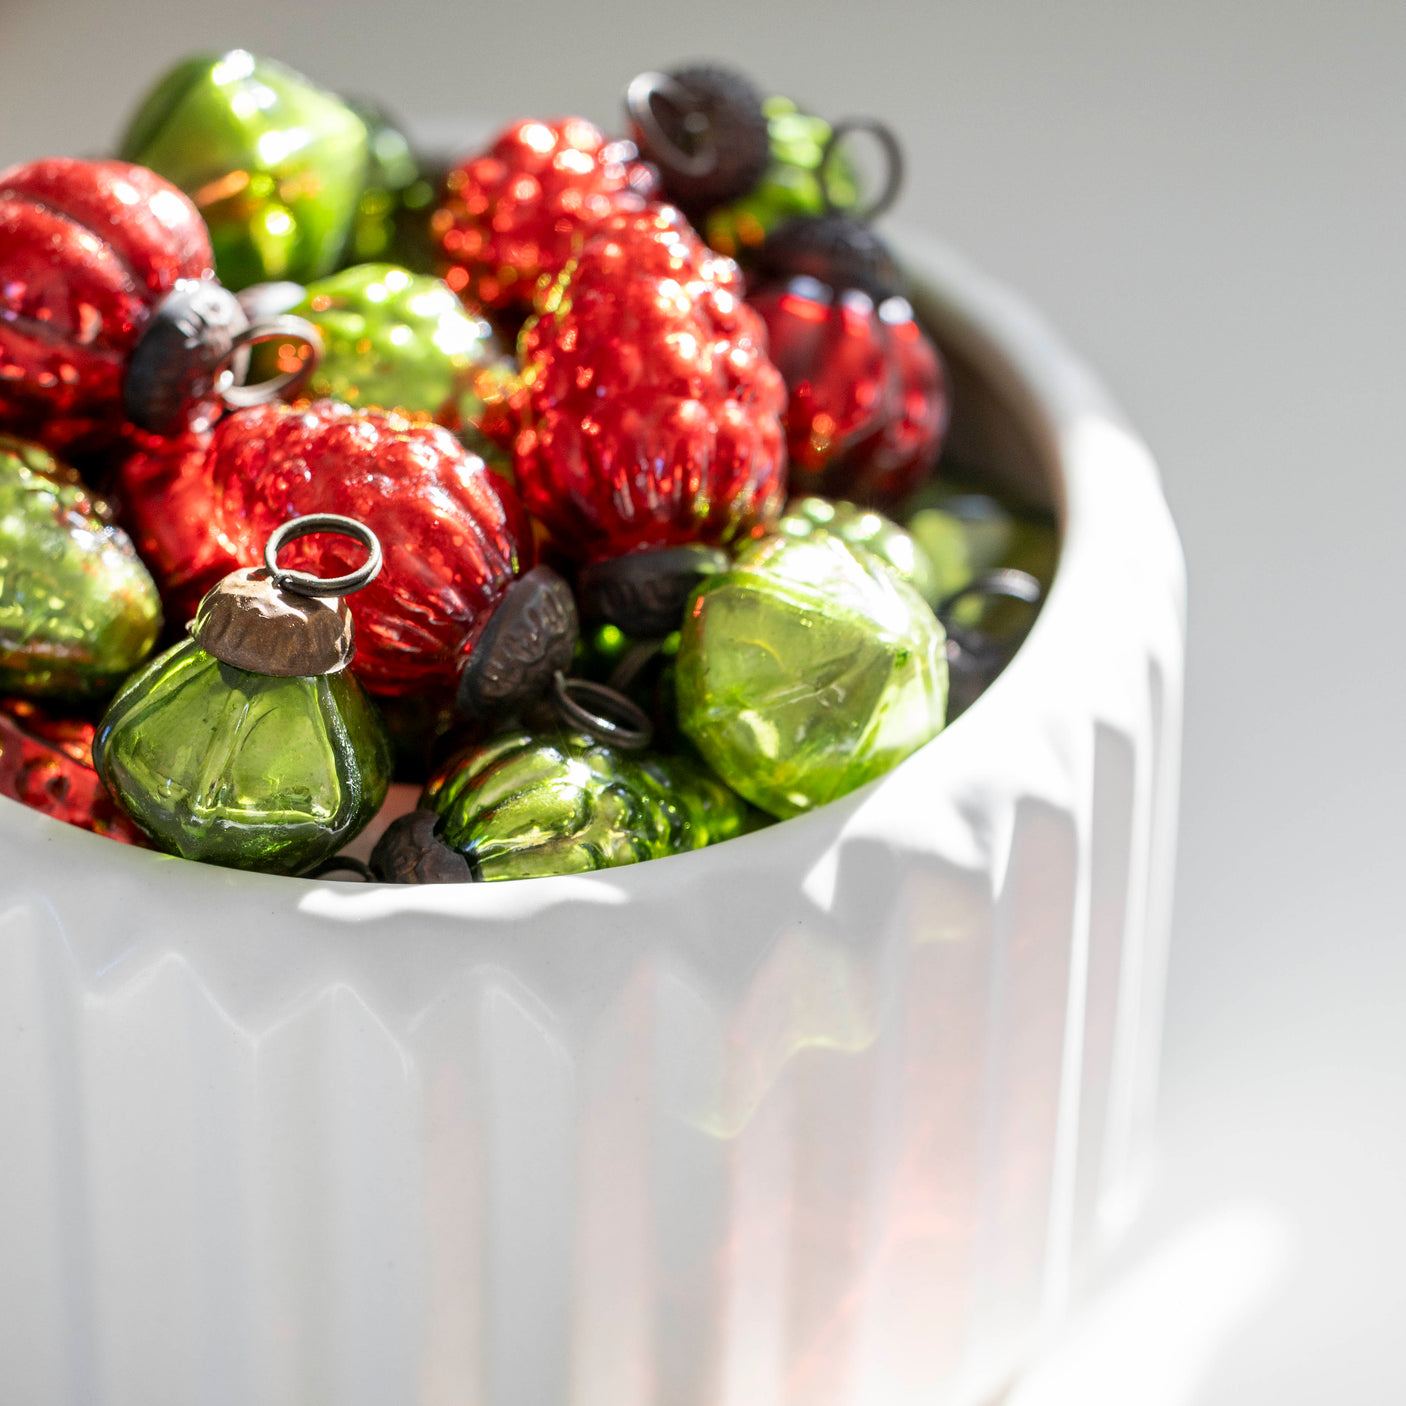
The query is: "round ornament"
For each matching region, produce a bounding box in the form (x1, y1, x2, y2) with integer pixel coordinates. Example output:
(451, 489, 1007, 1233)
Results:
(676, 528, 948, 818)
(93, 516, 392, 874)
(0, 434, 161, 700)
(118, 50, 370, 289)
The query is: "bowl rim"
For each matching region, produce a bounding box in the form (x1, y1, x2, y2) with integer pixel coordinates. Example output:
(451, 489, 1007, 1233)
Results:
(0, 228, 1170, 906)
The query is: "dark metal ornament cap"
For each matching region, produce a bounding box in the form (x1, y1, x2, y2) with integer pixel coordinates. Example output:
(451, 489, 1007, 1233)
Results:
(758, 215, 904, 300)
(626, 64, 771, 212)
(193, 567, 355, 677)
(124, 277, 323, 435)
(370, 809, 476, 884)
(577, 543, 730, 637)
(455, 566, 580, 721)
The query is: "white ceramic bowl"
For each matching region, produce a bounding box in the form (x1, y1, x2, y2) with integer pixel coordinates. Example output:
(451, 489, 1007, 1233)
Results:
(0, 231, 1183, 1406)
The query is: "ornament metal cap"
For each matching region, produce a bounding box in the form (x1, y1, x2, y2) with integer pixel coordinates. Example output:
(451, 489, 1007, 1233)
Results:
(124, 276, 323, 436)
(371, 808, 476, 884)
(577, 543, 731, 637)
(193, 515, 383, 678)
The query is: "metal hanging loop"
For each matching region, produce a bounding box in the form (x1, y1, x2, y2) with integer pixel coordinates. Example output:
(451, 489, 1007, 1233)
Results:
(219, 314, 323, 411)
(304, 855, 377, 882)
(551, 670, 655, 752)
(264, 514, 384, 599)
(937, 567, 1044, 625)
(820, 117, 905, 223)
(626, 70, 719, 179)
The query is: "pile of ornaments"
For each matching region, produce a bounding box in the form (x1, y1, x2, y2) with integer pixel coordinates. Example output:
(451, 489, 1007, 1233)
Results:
(0, 51, 1053, 883)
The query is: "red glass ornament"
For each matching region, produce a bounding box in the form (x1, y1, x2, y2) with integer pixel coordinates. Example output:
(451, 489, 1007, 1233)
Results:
(116, 401, 533, 696)
(0, 697, 147, 845)
(433, 117, 657, 314)
(0, 158, 215, 455)
(748, 278, 949, 509)
(515, 205, 788, 563)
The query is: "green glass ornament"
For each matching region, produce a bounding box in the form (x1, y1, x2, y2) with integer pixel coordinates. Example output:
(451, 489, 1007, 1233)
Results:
(904, 484, 1059, 634)
(677, 530, 947, 819)
(0, 435, 161, 700)
(118, 50, 369, 289)
(93, 516, 392, 875)
(777, 496, 941, 607)
(420, 728, 749, 882)
(703, 97, 858, 260)
(261, 264, 514, 435)
(343, 101, 428, 266)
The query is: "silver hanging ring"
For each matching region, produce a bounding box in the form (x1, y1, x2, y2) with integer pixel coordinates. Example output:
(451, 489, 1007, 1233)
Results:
(626, 71, 719, 179)
(821, 118, 905, 223)
(219, 314, 323, 410)
(552, 670, 654, 751)
(265, 514, 383, 599)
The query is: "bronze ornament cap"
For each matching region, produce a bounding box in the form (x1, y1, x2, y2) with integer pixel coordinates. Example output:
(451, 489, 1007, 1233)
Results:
(193, 567, 355, 677)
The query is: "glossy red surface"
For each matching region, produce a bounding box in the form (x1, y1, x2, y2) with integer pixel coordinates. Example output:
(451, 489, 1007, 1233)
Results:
(0, 697, 147, 845)
(433, 117, 656, 313)
(0, 158, 213, 454)
(515, 205, 787, 562)
(117, 401, 532, 696)
(749, 280, 949, 508)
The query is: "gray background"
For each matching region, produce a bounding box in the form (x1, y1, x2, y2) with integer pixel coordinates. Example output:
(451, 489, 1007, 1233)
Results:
(2, 0, 1402, 1399)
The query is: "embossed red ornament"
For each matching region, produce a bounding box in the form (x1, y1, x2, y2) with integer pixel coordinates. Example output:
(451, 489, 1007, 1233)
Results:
(515, 205, 787, 563)
(0, 158, 214, 454)
(0, 697, 147, 845)
(116, 401, 537, 697)
(433, 117, 657, 314)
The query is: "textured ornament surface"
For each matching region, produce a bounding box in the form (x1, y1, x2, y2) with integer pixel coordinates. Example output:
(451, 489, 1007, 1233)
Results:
(424, 727, 747, 880)
(0, 697, 147, 843)
(750, 278, 949, 508)
(0, 158, 213, 453)
(118, 50, 369, 289)
(677, 530, 948, 818)
(777, 494, 941, 605)
(264, 263, 514, 434)
(93, 636, 390, 873)
(516, 205, 788, 562)
(434, 117, 656, 312)
(0, 435, 161, 698)
(116, 401, 531, 695)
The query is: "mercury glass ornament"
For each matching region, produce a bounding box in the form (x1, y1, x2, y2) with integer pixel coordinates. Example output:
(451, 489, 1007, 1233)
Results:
(259, 264, 515, 437)
(379, 727, 749, 882)
(118, 50, 369, 289)
(776, 496, 941, 606)
(677, 529, 947, 819)
(93, 516, 391, 874)
(0, 435, 161, 700)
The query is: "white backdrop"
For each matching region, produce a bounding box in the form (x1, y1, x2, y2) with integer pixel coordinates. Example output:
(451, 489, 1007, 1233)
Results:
(2, 1, 1403, 1398)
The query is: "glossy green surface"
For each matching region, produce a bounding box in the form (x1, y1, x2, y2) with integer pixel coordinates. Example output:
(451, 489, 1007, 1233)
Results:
(118, 49, 368, 288)
(93, 638, 391, 874)
(344, 102, 428, 266)
(0, 436, 161, 700)
(704, 97, 858, 259)
(677, 531, 947, 819)
(425, 729, 749, 881)
(778, 496, 942, 606)
(274, 264, 512, 428)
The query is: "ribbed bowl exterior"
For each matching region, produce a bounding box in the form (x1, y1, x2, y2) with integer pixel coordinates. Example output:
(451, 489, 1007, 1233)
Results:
(0, 234, 1184, 1406)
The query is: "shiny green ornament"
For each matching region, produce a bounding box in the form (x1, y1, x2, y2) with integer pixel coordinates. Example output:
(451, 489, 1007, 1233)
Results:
(777, 496, 941, 607)
(93, 517, 391, 875)
(0, 435, 161, 700)
(704, 97, 858, 260)
(420, 729, 749, 882)
(904, 485, 1059, 633)
(344, 101, 429, 267)
(118, 49, 369, 289)
(677, 530, 947, 819)
(270, 264, 513, 433)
